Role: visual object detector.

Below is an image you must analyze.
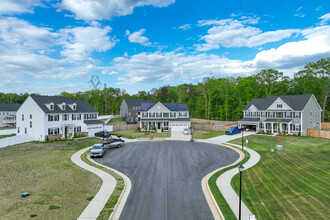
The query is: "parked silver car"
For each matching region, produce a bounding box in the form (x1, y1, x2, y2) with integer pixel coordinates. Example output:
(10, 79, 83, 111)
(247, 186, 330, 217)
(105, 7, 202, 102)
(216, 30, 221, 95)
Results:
(183, 128, 191, 135)
(90, 144, 106, 157)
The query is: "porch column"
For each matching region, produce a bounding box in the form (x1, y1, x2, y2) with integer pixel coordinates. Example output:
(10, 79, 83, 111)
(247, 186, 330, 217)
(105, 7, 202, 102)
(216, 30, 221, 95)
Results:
(71, 125, 74, 138)
(263, 123, 266, 132)
(62, 125, 65, 138)
(280, 123, 283, 133)
(147, 122, 149, 130)
(271, 123, 273, 133)
(288, 123, 291, 135)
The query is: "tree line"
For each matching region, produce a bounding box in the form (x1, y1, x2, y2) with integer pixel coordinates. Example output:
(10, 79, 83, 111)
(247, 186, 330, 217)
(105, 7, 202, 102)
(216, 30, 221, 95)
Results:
(1, 58, 329, 122)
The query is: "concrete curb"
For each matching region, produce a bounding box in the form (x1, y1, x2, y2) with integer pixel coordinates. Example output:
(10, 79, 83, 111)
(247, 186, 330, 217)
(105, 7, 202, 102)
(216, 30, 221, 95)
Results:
(87, 157, 131, 220)
(71, 147, 117, 220)
(197, 141, 245, 220)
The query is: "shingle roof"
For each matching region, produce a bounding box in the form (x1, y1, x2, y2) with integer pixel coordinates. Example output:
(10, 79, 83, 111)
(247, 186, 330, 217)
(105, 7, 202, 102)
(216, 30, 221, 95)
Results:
(0, 103, 21, 111)
(84, 120, 104, 125)
(238, 118, 260, 122)
(31, 95, 97, 113)
(141, 102, 189, 111)
(243, 94, 313, 111)
(124, 99, 152, 107)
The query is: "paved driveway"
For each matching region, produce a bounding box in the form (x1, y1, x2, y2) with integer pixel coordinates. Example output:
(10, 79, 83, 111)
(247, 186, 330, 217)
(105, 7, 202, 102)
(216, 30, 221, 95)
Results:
(95, 141, 239, 220)
(200, 131, 256, 145)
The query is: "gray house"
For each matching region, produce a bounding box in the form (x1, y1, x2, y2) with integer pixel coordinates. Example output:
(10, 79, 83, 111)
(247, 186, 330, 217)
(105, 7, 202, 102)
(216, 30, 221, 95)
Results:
(0, 103, 21, 127)
(120, 99, 152, 123)
(238, 94, 322, 135)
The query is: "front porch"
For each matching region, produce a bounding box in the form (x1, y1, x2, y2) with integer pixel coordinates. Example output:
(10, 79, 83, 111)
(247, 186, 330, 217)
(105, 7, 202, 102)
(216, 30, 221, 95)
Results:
(261, 119, 295, 134)
(140, 121, 170, 132)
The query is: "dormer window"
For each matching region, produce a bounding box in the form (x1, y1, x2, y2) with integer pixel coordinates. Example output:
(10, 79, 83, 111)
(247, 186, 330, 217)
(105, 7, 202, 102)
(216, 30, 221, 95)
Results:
(50, 103, 54, 110)
(62, 103, 66, 110)
(277, 104, 283, 108)
(73, 103, 76, 110)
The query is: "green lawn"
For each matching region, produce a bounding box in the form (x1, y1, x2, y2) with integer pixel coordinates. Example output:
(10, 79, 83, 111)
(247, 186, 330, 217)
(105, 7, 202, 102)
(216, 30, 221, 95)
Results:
(107, 117, 126, 125)
(0, 138, 101, 219)
(193, 130, 225, 139)
(0, 134, 15, 139)
(113, 130, 171, 139)
(230, 135, 330, 219)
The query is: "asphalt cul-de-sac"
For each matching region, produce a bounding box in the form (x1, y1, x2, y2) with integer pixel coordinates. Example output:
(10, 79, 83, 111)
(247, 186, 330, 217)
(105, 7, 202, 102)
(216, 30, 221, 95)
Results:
(95, 140, 239, 220)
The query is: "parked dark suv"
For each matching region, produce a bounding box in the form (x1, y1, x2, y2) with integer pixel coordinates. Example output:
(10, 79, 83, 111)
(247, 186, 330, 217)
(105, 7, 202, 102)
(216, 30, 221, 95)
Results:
(94, 130, 111, 138)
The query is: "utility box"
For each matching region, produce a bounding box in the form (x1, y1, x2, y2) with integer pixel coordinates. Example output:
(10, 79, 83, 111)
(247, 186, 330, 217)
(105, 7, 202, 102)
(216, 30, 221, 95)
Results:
(275, 145, 284, 151)
(21, 192, 30, 198)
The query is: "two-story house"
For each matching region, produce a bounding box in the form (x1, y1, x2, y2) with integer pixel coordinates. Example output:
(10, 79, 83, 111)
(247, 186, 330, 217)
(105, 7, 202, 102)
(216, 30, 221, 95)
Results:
(0, 103, 21, 127)
(16, 95, 103, 141)
(120, 99, 153, 123)
(238, 94, 322, 135)
(139, 102, 190, 132)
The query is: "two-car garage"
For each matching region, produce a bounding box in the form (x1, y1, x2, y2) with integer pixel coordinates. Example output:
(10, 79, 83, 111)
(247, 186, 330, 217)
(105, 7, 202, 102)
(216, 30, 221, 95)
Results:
(170, 121, 191, 132)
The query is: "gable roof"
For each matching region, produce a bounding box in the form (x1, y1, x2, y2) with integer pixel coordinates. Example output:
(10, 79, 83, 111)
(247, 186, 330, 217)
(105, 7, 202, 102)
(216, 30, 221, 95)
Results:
(30, 95, 97, 113)
(243, 94, 313, 111)
(124, 99, 153, 107)
(141, 102, 189, 111)
(0, 103, 21, 111)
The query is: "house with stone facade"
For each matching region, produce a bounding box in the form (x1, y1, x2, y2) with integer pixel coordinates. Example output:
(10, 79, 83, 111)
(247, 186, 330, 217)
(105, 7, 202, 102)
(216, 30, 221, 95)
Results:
(238, 94, 322, 135)
(139, 102, 190, 132)
(16, 95, 103, 141)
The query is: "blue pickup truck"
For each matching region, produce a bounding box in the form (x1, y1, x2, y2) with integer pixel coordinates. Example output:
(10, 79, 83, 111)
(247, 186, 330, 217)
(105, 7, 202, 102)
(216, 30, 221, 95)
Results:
(225, 126, 242, 135)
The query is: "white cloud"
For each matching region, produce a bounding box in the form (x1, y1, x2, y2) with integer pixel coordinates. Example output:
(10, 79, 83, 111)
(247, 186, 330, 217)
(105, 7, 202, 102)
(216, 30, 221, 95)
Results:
(60, 0, 175, 21)
(319, 13, 330, 25)
(0, 17, 56, 50)
(177, 24, 191, 30)
(126, 29, 152, 46)
(0, 0, 42, 15)
(296, 6, 303, 12)
(195, 17, 298, 51)
(59, 24, 117, 61)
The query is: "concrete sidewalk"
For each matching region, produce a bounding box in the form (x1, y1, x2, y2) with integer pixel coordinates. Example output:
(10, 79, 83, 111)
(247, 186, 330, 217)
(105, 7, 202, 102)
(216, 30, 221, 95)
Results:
(202, 131, 255, 144)
(71, 147, 117, 220)
(217, 143, 260, 220)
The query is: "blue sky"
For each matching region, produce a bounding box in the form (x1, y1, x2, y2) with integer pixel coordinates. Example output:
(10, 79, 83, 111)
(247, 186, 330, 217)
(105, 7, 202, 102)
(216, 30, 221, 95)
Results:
(0, 0, 329, 95)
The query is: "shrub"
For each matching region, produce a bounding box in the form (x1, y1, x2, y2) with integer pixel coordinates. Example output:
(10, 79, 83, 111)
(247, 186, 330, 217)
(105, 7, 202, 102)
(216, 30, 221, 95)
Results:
(298, 131, 301, 136)
(49, 205, 60, 210)
(30, 214, 38, 218)
(45, 136, 49, 142)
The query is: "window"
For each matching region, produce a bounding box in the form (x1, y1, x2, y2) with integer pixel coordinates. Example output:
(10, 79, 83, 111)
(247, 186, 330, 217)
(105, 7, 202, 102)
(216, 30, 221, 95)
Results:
(74, 126, 81, 133)
(17, 127, 20, 133)
(262, 112, 266, 118)
(142, 112, 148, 118)
(84, 113, 97, 120)
(48, 127, 59, 135)
(315, 112, 317, 117)
(295, 124, 299, 131)
(72, 114, 81, 120)
(30, 121, 32, 128)
(54, 115, 59, 121)
(310, 112, 312, 116)
(156, 112, 162, 118)
(63, 114, 68, 121)
(22, 114, 24, 121)
(50, 104, 54, 110)
(179, 112, 188, 117)
(170, 112, 176, 118)
(128, 112, 131, 116)
(48, 115, 54, 121)
(73, 104, 76, 110)
(277, 104, 283, 108)
(295, 112, 299, 118)
(287, 112, 291, 118)
(25, 127, 27, 134)
(163, 113, 169, 117)
(30, 114, 32, 119)
(62, 104, 66, 110)
(149, 112, 155, 118)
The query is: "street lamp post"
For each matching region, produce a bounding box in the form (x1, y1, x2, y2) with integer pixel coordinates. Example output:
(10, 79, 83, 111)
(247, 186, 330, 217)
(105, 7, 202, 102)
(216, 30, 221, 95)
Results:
(241, 127, 244, 151)
(238, 163, 245, 220)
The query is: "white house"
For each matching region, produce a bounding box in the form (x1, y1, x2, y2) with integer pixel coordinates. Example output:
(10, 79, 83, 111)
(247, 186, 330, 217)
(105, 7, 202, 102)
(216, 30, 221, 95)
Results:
(238, 94, 322, 135)
(16, 95, 104, 141)
(139, 102, 190, 132)
(0, 103, 21, 127)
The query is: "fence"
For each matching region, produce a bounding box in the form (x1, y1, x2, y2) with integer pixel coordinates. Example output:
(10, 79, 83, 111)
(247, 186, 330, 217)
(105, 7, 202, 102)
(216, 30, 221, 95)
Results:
(307, 129, 330, 139)
(0, 134, 34, 149)
(112, 124, 139, 131)
(321, 122, 330, 129)
(0, 129, 16, 135)
(191, 118, 237, 131)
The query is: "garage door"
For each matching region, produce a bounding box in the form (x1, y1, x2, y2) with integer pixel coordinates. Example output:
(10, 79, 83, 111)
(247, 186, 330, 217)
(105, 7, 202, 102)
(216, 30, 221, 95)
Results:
(87, 125, 103, 137)
(171, 123, 189, 132)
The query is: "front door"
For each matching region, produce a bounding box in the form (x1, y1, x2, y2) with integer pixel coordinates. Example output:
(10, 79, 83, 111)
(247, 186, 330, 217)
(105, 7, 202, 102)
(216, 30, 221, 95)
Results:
(157, 122, 161, 129)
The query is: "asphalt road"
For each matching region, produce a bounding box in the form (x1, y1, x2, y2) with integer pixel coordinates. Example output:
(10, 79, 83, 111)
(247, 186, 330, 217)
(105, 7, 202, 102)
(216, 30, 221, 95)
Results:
(95, 141, 239, 220)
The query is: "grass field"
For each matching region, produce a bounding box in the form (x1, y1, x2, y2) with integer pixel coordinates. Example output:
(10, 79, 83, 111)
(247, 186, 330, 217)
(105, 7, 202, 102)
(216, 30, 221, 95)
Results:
(113, 130, 171, 139)
(230, 135, 330, 219)
(107, 117, 126, 125)
(0, 127, 15, 130)
(0, 134, 15, 139)
(193, 130, 225, 139)
(0, 138, 101, 219)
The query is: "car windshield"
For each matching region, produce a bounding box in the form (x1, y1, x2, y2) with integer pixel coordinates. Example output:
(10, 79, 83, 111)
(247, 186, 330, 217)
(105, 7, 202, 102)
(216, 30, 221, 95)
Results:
(92, 145, 102, 149)
(229, 127, 236, 130)
(184, 129, 188, 131)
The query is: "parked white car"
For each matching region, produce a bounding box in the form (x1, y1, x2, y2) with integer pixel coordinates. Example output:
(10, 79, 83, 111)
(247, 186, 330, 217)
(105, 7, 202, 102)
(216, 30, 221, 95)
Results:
(183, 128, 190, 135)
